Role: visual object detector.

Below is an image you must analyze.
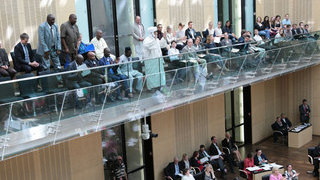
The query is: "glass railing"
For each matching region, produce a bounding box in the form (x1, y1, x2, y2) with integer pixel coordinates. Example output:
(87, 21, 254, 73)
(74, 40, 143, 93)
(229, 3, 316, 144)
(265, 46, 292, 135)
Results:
(0, 31, 319, 160)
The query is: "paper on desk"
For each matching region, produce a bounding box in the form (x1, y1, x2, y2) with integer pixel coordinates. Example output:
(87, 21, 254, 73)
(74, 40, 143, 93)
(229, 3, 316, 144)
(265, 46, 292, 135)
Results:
(210, 155, 220, 160)
(214, 37, 221, 43)
(246, 166, 262, 171)
(270, 163, 283, 168)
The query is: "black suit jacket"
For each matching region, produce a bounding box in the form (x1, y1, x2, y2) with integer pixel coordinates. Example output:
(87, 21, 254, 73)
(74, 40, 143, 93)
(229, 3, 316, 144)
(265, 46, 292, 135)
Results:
(185, 28, 196, 40)
(84, 59, 104, 78)
(164, 162, 178, 178)
(299, 104, 311, 122)
(199, 150, 209, 159)
(189, 157, 200, 168)
(209, 143, 222, 156)
(178, 160, 187, 171)
(0, 48, 10, 66)
(281, 117, 292, 128)
(222, 138, 236, 152)
(66, 61, 84, 83)
(271, 121, 287, 132)
(13, 43, 35, 70)
(254, 154, 268, 166)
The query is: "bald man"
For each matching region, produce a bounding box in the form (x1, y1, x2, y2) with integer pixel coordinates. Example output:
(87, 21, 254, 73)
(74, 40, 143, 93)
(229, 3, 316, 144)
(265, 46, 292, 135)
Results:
(84, 52, 105, 85)
(66, 54, 91, 90)
(90, 29, 108, 59)
(132, 16, 145, 60)
(37, 14, 61, 70)
(60, 14, 80, 65)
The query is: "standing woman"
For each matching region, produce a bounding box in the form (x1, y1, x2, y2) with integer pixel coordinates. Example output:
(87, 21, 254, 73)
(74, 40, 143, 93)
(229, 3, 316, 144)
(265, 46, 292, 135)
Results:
(143, 27, 166, 91)
(255, 16, 270, 39)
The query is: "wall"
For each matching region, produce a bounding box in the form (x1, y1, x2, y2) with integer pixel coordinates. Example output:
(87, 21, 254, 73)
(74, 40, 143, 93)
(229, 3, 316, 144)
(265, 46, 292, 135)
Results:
(251, 67, 313, 144)
(151, 94, 225, 180)
(311, 64, 320, 135)
(0, 0, 76, 52)
(155, 0, 215, 32)
(256, 0, 320, 31)
(0, 132, 104, 180)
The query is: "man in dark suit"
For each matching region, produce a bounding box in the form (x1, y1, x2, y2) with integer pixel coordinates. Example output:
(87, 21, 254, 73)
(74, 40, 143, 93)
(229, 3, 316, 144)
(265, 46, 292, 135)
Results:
(299, 99, 311, 124)
(271, 116, 289, 142)
(297, 22, 306, 35)
(14, 33, 43, 73)
(280, 113, 292, 129)
(0, 42, 16, 78)
(84, 51, 105, 85)
(254, 149, 268, 166)
(164, 157, 181, 180)
(185, 21, 197, 41)
(313, 144, 320, 177)
(222, 132, 241, 162)
(209, 136, 234, 174)
(66, 54, 91, 89)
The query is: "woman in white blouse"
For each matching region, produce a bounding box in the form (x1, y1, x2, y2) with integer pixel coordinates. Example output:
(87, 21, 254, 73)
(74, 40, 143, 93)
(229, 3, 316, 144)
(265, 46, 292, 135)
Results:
(181, 169, 195, 180)
(214, 21, 224, 37)
(166, 25, 176, 45)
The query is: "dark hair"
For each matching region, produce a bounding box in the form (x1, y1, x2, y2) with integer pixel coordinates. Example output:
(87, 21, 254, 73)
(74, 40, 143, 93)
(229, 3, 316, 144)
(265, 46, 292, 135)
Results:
(256, 148, 261, 152)
(247, 153, 253, 158)
(287, 164, 292, 168)
(263, 16, 269, 22)
(305, 24, 309, 27)
(20, 33, 29, 40)
(188, 21, 193, 25)
(125, 47, 131, 53)
(157, 24, 162, 28)
(192, 151, 199, 158)
(183, 168, 189, 175)
(211, 136, 216, 141)
(241, 30, 247, 36)
(225, 20, 231, 28)
(299, 22, 304, 26)
(171, 40, 176, 45)
(275, 15, 281, 20)
(200, 144, 205, 149)
(303, 99, 307, 103)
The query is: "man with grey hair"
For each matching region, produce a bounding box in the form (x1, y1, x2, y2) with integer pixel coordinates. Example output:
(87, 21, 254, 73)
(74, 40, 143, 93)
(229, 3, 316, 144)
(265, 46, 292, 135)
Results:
(37, 14, 62, 70)
(132, 16, 145, 60)
(90, 29, 108, 59)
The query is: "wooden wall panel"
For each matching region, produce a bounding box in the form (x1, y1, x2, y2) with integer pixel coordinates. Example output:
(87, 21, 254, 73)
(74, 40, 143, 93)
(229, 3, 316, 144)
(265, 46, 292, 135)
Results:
(151, 94, 225, 180)
(256, 0, 319, 31)
(311, 65, 320, 135)
(251, 67, 314, 143)
(156, 0, 215, 32)
(0, 132, 104, 180)
(0, 0, 75, 52)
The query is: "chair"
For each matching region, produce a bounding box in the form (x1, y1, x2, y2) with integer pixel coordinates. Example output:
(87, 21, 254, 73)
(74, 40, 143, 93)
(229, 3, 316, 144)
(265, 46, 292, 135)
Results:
(262, 174, 270, 180)
(0, 77, 23, 104)
(17, 73, 46, 116)
(193, 171, 204, 180)
(238, 160, 249, 179)
(307, 147, 315, 174)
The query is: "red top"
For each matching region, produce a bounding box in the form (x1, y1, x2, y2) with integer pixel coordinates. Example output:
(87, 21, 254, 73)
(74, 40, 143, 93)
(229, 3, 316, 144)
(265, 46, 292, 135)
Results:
(244, 157, 254, 170)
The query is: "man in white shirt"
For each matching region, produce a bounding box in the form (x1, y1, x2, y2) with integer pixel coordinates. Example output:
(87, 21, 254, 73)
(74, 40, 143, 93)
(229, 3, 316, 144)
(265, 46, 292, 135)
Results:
(90, 29, 108, 60)
(132, 16, 145, 60)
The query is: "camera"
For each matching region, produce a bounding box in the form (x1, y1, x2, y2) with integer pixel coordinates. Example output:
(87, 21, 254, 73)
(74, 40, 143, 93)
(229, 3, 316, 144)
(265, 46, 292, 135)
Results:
(141, 124, 158, 140)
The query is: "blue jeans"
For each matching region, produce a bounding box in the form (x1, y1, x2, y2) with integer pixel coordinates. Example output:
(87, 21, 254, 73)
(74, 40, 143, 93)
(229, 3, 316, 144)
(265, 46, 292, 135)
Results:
(259, 30, 270, 39)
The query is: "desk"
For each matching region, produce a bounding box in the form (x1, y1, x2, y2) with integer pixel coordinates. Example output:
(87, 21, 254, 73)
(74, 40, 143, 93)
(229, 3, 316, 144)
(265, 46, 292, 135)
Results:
(252, 167, 284, 180)
(288, 125, 312, 148)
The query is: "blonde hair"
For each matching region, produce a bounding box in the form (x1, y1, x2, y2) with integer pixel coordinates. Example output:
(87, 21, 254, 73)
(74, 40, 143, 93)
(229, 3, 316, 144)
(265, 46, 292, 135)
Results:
(272, 167, 279, 173)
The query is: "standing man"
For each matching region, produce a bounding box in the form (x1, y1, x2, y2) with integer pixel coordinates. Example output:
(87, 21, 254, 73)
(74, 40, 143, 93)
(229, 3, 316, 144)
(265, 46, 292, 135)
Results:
(37, 14, 61, 70)
(60, 14, 80, 66)
(282, 14, 291, 28)
(299, 99, 311, 124)
(90, 29, 108, 60)
(132, 16, 145, 60)
(185, 21, 196, 41)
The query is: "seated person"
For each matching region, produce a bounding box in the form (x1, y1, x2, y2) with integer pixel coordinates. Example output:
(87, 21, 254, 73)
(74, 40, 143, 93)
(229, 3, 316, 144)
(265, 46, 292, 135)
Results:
(204, 164, 216, 180)
(253, 29, 264, 45)
(179, 153, 190, 171)
(280, 113, 292, 129)
(313, 143, 320, 177)
(185, 21, 197, 41)
(189, 151, 204, 171)
(271, 116, 289, 142)
(99, 48, 129, 100)
(181, 169, 195, 180)
(193, 36, 203, 51)
(222, 20, 237, 44)
(209, 136, 234, 174)
(182, 39, 208, 83)
(14, 33, 43, 73)
(222, 132, 241, 162)
(203, 34, 224, 70)
(284, 24, 293, 39)
(66, 54, 92, 89)
(285, 164, 299, 180)
(253, 149, 268, 166)
(84, 51, 105, 85)
(243, 153, 254, 180)
(164, 157, 182, 180)
(118, 47, 143, 97)
(0, 42, 16, 78)
(274, 28, 286, 44)
(219, 32, 234, 58)
(270, 167, 284, 180)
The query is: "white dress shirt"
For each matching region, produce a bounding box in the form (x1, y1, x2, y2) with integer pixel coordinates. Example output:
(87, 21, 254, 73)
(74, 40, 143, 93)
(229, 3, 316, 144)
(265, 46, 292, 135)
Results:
(90, 37, 108, 59)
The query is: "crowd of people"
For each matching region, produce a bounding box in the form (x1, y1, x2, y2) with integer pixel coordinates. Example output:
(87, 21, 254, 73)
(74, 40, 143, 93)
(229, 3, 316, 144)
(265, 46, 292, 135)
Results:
(164, 133, 301, 180)
(0, 12, 317, 108)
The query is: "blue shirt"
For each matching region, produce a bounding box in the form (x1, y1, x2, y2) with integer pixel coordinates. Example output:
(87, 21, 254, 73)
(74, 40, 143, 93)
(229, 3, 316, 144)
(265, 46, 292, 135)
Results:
(175, 164, 180, 175)
(21, 43, 30, 63)
(282, 19, 291, 27)
(99, 56, 114, 75)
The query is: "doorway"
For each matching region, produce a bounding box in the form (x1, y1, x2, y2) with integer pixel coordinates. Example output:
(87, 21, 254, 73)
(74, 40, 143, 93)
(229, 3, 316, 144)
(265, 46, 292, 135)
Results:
(224, 86, 252, 147)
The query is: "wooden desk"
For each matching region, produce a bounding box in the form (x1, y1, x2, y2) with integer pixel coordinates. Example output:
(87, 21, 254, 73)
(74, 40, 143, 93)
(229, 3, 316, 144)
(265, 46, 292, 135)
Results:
(253, 168, 284, 180)
(288, 125, 312, 148)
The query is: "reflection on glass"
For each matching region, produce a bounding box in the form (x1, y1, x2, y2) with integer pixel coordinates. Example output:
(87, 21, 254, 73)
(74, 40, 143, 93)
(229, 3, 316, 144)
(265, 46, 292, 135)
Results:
(125, 120, 144, 172)
(235, 125, 245, 146)
(128, 168, 145, 180)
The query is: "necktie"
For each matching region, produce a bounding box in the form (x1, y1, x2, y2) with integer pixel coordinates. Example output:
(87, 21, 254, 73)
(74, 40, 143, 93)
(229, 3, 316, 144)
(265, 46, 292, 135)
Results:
(24, 45, 30, 63)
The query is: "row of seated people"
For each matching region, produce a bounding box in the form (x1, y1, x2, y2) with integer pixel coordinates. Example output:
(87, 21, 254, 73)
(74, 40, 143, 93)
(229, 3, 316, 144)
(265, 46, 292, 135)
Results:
(271, 113, 293, 143)
(243, 149, 300, 180)
(164, 134, 241, 180)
